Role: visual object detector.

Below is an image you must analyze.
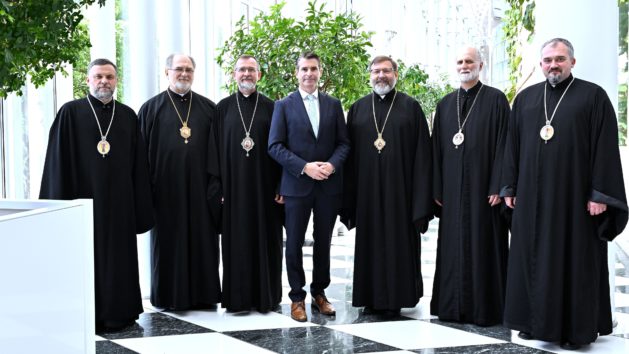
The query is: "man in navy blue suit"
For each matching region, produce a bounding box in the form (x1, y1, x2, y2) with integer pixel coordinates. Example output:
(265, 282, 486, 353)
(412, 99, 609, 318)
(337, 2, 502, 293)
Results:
(268, 52, 350, 322)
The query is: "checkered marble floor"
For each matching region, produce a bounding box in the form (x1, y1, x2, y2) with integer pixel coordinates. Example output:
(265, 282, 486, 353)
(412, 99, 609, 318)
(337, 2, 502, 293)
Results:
(96, 221, 629, 353)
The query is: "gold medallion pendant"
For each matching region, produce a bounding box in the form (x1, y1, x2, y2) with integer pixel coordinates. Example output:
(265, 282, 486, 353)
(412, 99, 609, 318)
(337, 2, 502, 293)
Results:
(452, 131, 465, 148)
(374, 134, 386, 153)
(97, 139, 111, 157)
(241, 134, 255, 157)
(540, 124, 554, 141)
(180, 125, 191, 143)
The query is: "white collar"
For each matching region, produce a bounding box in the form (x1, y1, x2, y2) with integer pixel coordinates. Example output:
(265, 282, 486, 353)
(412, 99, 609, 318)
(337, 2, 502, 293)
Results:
(299, 88, 319, 100)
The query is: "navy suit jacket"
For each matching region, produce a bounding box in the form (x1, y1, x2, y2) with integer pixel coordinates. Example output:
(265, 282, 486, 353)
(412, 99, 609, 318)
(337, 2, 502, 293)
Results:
(268, 90, 350, 197)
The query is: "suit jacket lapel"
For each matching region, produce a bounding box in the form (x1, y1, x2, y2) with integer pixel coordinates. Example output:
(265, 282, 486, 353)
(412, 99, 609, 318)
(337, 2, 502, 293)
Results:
(293, 90, 317, 139)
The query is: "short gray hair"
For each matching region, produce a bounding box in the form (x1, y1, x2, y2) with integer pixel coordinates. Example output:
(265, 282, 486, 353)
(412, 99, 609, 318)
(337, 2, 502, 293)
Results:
(87, 58, 118, 75)
(235, 55, 261, 71)
(165, 53, 196, 69)
(541, 38, 574, 59)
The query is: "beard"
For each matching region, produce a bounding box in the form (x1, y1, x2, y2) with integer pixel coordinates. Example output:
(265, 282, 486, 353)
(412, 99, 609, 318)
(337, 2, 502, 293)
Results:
(238, 81, 256, 91)
(547, 72, 562, 85)
(458, 68, 479, 83)
(371, 77, 397, 96)
(173, 80, 192, 93)
(91, 86, 114, 102)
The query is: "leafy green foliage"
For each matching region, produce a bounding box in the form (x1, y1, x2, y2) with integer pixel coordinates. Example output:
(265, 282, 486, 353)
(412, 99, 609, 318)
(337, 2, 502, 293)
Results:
(396, 60, 453, 122)
(1, 0, 106, 98)
(71, 22, 91, 99)
(502, 0, 536, 102)
(72, 0, 125, 100)
(619, 83, 627, 145)
(217, 0, 373, 110)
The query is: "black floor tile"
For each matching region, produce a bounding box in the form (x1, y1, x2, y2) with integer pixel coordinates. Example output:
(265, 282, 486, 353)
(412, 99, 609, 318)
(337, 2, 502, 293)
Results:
(97, 312, 213, 340)
(96, 340, 139, 354)
(224, 326, 401, 353)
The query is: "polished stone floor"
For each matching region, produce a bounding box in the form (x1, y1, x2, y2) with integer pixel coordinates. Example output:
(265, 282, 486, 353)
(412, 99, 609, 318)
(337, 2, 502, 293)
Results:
(96, 221, 629, 353)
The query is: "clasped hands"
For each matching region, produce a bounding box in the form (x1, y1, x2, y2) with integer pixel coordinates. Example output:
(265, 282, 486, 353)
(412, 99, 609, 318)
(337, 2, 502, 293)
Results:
(304, 161, 335, 180)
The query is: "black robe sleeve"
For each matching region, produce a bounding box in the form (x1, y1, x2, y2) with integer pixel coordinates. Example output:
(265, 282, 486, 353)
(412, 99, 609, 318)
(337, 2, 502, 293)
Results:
(411, 100, 433, 234)
(589, 86, 628, 240)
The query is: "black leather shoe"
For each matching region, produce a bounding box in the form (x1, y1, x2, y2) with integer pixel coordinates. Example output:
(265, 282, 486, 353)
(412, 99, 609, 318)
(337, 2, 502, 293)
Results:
(518, 331, 533, 340)
(560, 341, 582, 350)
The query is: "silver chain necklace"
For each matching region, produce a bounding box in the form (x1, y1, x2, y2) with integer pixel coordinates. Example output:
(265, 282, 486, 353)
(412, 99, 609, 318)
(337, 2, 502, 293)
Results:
(371, 90, 398, 153)
(452, 83, 483, 148)
(87, 95, 116, 158)
(236, 91, 259, 157)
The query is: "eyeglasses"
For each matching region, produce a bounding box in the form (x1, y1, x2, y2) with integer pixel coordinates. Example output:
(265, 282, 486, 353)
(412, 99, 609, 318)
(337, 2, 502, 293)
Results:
(370, 68, 396, 75)
(235, 67, 258, 73)
(168, 67, 195, 74)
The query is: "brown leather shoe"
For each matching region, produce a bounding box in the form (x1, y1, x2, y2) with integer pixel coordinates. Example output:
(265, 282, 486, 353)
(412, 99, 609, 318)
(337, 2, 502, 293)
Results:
(312, 294, 336, 315)
(290, 301, 307, 322)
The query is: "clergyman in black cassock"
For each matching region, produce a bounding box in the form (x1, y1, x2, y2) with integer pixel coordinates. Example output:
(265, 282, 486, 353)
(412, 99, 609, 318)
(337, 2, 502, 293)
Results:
(40, 59, 154, 331)
(209, 55, 283, 312)
(501, 38, 628, 349)
(138, 54, 221, 310)
(342, 56, 433, 313)
(431, 47, 509, 326)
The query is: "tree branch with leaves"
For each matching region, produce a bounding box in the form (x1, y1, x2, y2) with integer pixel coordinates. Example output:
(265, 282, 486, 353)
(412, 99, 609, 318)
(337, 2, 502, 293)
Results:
(0, 0, 106, 98)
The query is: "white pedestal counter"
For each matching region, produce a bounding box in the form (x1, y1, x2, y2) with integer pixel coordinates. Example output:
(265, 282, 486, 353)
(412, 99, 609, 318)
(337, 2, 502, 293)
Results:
(0, 199, 95, 354)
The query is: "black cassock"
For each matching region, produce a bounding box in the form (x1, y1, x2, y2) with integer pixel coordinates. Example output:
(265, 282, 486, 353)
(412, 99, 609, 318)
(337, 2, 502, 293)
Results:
(342, 89, 433, 310)
(430, 82, 509, 326)
(209, 91, 283, 312)
(501, 75, 628, 345)
(138, 89, 221, 309)
(40, 95, 154, 324)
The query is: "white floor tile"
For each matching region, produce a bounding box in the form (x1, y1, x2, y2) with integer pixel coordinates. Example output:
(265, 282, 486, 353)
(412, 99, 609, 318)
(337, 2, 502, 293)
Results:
(113, 333, 274, 354)
(616, 276, 629, 286)
(613, 311, 629, 335)
(615, 291, 629, 308)
(328, 319, 504, 350)
(163, 308, 316, 332)
(398, 297, 435, 320)
(511, 330, 629, 353)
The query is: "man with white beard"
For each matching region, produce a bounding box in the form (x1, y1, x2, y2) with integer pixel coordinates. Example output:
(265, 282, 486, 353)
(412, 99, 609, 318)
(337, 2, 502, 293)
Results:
(342, 56, 433, 315)
(138, 53, 221, 310)
(430, 46, 510, 326)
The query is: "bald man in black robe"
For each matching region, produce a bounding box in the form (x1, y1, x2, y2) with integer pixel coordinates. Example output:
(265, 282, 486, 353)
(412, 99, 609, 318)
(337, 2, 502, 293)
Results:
(431, 47, 509, 326)
(501, 38, 628, 350)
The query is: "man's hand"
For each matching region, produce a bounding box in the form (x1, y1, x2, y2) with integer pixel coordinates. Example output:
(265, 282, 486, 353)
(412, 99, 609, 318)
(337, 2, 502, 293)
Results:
(488, 194, 501, 206)
(303, 162, 333, 180)
(434, 199, 442, 207)
(275, 194, 284, 204)
(587, 201, 607, 216)
(505, 196, 516, 209)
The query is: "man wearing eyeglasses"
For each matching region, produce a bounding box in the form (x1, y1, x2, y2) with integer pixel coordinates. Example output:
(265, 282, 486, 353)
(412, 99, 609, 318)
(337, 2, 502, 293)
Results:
(341, 56, 432, 315)
(501, 38, 627, 350)
(138, 53, 221, 311)
(430, 46, 509, 327)
(208, 55, 284, 313)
